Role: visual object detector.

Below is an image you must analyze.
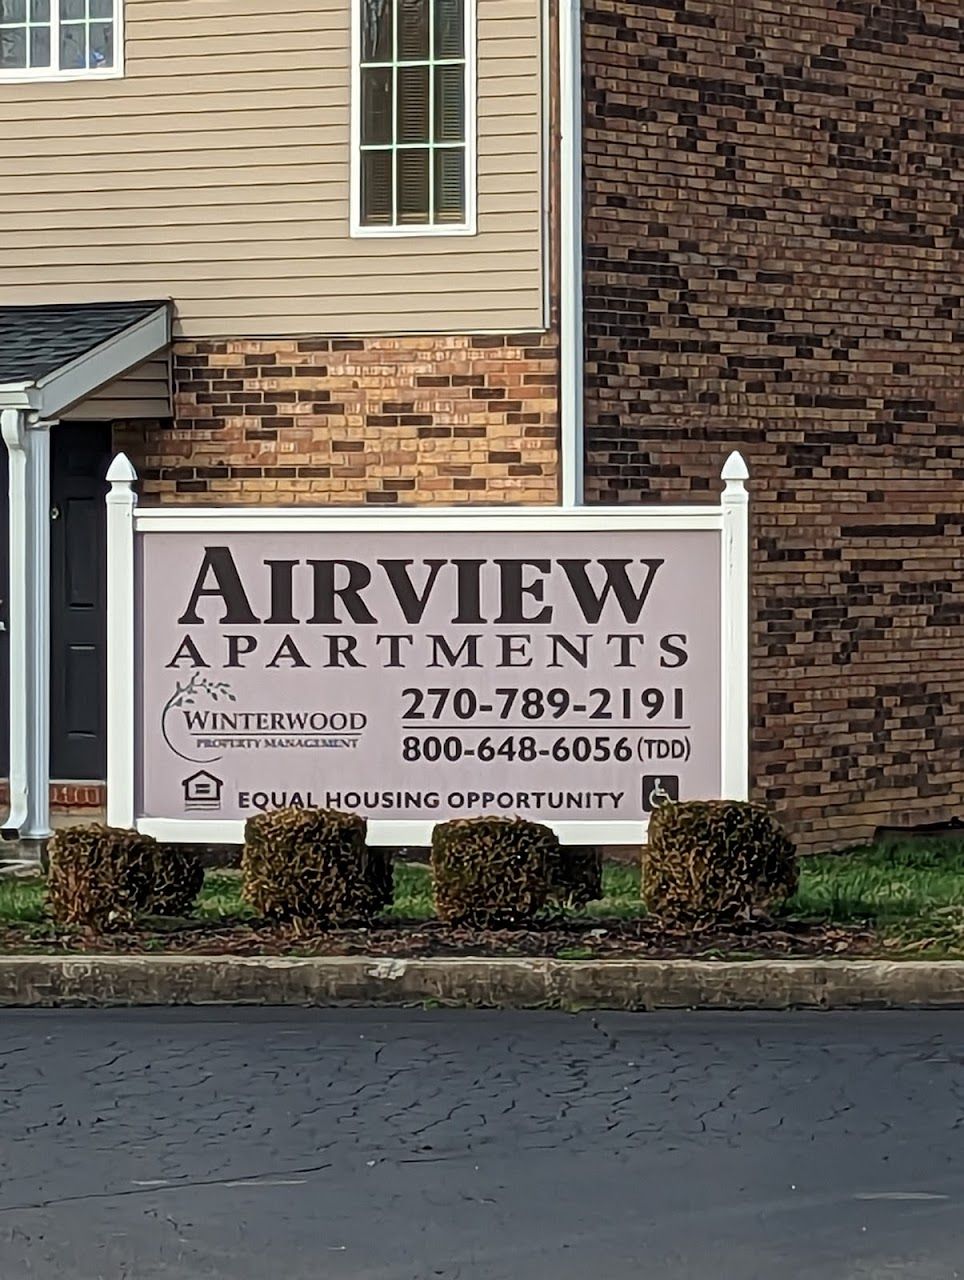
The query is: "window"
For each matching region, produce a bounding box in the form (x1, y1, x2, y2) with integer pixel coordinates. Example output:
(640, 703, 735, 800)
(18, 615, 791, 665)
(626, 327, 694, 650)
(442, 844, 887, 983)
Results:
(0, 0, 120, 79)
(354, 0, 475, 235)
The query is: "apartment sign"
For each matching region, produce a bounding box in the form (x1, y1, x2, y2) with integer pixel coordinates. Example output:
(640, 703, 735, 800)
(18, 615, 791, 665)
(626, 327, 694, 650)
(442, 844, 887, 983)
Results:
(107, 456, 750, 844)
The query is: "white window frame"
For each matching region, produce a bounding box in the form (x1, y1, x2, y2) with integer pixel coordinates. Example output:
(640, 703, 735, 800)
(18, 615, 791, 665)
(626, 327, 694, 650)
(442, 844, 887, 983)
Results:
(350, 0, 477, 238)
(0, 0, 123, 83)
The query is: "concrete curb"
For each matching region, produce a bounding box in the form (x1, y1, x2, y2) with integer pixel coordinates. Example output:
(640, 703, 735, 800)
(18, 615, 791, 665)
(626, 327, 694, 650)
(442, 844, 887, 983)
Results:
(2, 955, 964, 1009)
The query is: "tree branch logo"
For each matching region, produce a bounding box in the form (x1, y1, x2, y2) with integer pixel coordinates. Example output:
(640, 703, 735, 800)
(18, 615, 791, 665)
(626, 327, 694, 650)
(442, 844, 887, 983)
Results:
(161, 674, 236, 764)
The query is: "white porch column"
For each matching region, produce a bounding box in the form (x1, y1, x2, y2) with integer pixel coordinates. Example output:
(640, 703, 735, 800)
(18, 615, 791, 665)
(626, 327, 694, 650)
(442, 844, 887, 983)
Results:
(106, 453, 137, 830)
(1, 409, 52, 855)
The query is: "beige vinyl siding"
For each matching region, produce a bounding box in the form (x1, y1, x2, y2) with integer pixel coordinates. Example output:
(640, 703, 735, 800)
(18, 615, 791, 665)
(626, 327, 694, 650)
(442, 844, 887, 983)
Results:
(0, 0, 545, 338)
(61, 355, 172, 421)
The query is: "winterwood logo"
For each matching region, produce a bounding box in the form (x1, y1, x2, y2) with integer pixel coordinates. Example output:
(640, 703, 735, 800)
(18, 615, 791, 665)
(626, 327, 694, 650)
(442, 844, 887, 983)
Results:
(160, 675, 366, 763)
(161, 674, 235, 763)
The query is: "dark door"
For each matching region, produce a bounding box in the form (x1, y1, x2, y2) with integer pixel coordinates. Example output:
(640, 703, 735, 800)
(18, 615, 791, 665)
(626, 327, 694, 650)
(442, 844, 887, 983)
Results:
(50, 424, 111, 780)
(0, 446, 7, 778)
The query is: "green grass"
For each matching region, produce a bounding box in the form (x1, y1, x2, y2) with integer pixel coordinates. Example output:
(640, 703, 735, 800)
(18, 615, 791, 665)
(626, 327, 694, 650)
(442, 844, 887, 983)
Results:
(0, 877, 47, 925)
(787, 838, 964, 924)
(786, 838, 964, 953)
(193, 871, 252, 922)
(387, 862, 435, 919)
(3, 839, 964, 952)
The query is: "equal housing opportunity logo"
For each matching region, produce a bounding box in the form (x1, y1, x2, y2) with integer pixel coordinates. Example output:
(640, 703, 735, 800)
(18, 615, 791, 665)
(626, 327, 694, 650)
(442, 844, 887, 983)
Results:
(182, 770, 223, 812)
(161, 674, 366, 764)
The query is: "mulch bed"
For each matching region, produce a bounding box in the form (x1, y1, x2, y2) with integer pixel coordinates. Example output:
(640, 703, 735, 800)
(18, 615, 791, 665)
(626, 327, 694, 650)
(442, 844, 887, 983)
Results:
(0, 915, 878, 959)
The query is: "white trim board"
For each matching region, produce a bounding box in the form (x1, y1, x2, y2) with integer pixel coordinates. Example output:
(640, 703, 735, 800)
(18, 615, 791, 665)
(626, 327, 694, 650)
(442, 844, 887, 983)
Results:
(137, 818, 649, 848)
(134, 508, 727, 534)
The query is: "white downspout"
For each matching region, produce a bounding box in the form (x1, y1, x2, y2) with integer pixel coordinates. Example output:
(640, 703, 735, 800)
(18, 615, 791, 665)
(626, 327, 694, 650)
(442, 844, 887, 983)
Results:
(559, 0, 584, 508)
(1, 408, 51, 856)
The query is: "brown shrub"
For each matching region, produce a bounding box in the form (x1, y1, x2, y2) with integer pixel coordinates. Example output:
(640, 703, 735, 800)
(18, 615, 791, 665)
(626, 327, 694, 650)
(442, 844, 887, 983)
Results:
(242, 807, 387, 928)
(643, 800, 797, 926)
(431, 817, 557, 926)
(547, 846, 603, 908)
(47, 825, 157, 930)
(365, 847, 395, 913)
(146, 846, 205, 917)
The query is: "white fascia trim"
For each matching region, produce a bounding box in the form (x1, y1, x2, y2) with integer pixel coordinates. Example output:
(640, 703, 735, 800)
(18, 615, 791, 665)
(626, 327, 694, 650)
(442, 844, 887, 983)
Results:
(0, 384, 33, 410)
(32, 305, 171, 419)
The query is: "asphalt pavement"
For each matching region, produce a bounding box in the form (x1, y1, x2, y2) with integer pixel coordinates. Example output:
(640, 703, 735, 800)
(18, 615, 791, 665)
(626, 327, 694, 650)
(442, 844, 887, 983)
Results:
(0, 1008, 961, 1279)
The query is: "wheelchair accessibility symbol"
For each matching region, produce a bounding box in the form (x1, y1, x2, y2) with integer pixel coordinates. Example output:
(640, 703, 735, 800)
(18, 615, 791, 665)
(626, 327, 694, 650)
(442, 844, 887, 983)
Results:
(641, 774, 679, 813)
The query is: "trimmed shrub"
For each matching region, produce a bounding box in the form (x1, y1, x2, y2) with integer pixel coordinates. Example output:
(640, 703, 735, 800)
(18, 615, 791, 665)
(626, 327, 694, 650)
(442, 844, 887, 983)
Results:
(432, 817, 557, 926)
(644, 800, 797, 926)
(147, 846, 205, 917)
(242, 807, 386, 928)
(547, 846, 603, 908)
(47, 824, 157, 929)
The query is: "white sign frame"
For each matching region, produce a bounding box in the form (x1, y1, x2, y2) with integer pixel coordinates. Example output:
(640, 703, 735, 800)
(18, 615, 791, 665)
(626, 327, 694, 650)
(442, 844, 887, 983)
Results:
(106, 453, 750, 845)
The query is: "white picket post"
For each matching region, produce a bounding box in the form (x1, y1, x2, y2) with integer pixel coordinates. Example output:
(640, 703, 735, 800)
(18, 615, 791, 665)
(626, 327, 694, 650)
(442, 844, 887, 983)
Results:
(106, 453, 138, 829)
(720, 450, 750, 801)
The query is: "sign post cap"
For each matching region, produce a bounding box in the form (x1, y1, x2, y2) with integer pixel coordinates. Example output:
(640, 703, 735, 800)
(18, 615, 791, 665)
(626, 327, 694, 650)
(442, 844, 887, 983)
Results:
(721, 450, 749, 483)
(106, 452, 138, 486)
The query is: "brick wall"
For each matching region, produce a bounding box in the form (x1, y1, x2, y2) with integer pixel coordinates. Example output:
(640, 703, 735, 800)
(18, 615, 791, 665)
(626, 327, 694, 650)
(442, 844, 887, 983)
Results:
(118, 333, 559, 505)
(583, 0, 964, 851)
(0, 782, 106, 814)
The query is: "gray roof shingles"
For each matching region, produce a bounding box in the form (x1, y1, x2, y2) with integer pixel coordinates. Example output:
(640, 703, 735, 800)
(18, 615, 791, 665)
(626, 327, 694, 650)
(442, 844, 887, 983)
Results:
(0, 300, 170, 384)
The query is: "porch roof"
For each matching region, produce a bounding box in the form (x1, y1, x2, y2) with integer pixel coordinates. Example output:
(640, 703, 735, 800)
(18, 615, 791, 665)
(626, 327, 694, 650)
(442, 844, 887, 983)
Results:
(0, 300, 171, 419)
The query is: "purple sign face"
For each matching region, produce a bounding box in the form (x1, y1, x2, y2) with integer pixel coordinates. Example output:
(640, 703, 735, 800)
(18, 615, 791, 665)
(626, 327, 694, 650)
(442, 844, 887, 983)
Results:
(135, 528, 722, 832)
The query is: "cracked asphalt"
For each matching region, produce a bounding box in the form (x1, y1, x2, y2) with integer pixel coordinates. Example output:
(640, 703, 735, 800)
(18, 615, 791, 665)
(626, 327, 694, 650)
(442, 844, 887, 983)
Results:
(0, 1010, 962, 1279)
